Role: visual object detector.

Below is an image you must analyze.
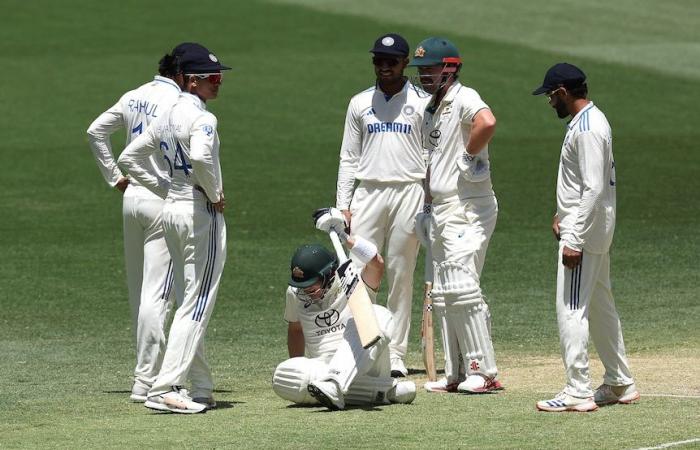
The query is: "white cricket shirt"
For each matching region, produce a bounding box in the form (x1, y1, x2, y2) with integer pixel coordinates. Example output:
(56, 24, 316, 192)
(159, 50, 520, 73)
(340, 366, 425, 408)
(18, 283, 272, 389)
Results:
(557, 102, 616, 254)
(284, 276, 378, 360)
(87, 76, 181, 198)
(422, 81, 494, 202)
(336, 81, 432, 209)
(118, 92, 223, 204)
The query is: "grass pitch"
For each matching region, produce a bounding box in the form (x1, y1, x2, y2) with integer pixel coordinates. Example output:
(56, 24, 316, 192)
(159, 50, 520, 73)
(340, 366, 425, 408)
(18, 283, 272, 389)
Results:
(0, 0, 698, 448)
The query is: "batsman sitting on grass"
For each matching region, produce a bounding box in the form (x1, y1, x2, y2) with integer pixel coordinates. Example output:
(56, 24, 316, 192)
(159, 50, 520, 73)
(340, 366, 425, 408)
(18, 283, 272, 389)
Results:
(272, 208, 416, 411)
(532, 63, 639, 412)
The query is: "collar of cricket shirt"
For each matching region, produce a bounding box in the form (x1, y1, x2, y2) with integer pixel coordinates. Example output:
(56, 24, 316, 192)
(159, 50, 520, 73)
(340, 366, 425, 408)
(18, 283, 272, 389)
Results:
(567, 101, 595, 130)
(153, 75, 182, 92)
(181, 91, 208, 110)
(376, 78, 409, 102)
(428, 80, 462, 114)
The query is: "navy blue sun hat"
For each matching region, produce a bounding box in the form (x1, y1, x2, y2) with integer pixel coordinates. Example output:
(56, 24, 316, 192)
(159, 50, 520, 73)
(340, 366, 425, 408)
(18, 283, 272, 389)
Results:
(532, 63, 586, 95)
(370, 33, 410, 57)
(173, 42, 231, 74)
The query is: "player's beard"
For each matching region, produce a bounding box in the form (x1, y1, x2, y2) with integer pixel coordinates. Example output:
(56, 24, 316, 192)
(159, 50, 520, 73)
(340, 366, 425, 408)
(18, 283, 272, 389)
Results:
(553, 96, 569, 119)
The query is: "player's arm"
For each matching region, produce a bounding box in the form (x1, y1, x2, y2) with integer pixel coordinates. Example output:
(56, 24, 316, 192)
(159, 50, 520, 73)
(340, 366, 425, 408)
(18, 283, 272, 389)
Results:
(190, 115, 223, 205)
(345, 235, 384, 291)
(86, 101, 127, 189)
(117, 123, 169, 198)
(336, 99, 362, 225)
(567, 131, 607, 254)
(465, 108, 496, 156)
(287, 321, 305, 358)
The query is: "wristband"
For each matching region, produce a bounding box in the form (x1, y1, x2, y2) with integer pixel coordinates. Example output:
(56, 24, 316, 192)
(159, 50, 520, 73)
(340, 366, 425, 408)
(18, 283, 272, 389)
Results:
(350, 236, 377, 265)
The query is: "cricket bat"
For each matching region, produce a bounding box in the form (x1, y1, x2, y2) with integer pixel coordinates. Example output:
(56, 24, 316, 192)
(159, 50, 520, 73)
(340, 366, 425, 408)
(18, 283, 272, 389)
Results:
(329, 230, 382, 349)
(421, 240, 437, 381)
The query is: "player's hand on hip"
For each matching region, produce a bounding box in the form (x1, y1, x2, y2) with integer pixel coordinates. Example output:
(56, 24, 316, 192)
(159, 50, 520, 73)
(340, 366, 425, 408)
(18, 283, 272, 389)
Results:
(115, 176, 130, 193)
(312, 207, 347, 234)
(213, 192, 225, 213)
(456, 152, 490, 182)
(562, 245, 582, 269)
(552, 214, 561, 241)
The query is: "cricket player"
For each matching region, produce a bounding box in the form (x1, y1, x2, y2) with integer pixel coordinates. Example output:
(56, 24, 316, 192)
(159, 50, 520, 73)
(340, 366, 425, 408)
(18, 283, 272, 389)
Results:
(410, 37, 502, 394)
(272, 208, 416, 410)
(118, 42, 230, 414)
(86, 48, 183, 402)
(336, 33, 432, 377)
(532, 63, 638, 412)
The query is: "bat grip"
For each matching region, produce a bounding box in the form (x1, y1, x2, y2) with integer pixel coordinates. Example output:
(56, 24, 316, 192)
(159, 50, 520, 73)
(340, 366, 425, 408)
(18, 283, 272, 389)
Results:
(329, 230, 349, 263)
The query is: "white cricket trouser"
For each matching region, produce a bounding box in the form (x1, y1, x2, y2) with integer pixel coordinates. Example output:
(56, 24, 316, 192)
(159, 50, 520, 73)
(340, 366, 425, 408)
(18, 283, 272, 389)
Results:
(556, 242, 634, 398)
(122, 188, 173, 390)
(149, 199, 227, 396)
(273, 306, 396, 405)
(350, 180, 423, 360)
(430, 195, 498, 381)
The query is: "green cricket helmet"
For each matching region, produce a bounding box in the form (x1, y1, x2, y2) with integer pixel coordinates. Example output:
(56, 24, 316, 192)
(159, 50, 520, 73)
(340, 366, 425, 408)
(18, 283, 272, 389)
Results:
(289, 244, 338, 289)
(408, 37, 462, 68)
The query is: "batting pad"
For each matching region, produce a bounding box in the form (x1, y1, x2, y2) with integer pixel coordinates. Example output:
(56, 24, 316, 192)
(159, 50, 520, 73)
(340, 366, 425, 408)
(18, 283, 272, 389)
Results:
(272, 357, 327, 404)
(432, 260, 481, 301)
(344, 375, 395, 405)
(446, 300, 498, 378)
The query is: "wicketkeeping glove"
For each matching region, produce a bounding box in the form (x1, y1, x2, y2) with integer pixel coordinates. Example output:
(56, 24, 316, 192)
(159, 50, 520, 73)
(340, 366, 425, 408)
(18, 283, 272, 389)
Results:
(456, 152, 490, 182)
(312, 207, 347, 234)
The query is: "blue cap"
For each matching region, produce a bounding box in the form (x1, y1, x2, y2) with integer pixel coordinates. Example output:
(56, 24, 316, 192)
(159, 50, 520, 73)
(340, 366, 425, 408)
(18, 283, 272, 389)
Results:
(532, 63, 586, 95)
(173, 42, 231, 74)
(370, 33, 409, 57)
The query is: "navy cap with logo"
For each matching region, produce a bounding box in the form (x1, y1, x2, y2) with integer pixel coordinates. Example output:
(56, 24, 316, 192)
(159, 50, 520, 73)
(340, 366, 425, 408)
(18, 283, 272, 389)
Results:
(370, 33, 410, 57)
(173, 42, 231, 74)
(532, 63, 586, 95)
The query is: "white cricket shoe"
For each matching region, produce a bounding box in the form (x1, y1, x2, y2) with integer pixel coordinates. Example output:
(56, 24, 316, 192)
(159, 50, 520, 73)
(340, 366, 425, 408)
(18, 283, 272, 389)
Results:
(424, 377, 460, 393)
(536, 391, 599, 412)
(130, 384, 149, 403)
(193, 396, 217, 410)
(145, 387, 207, 414)
(594, 383, 640, 406)
(308, 380, 345, 410)
(388, 381, 416, 404)
(457, 374, 504, 394)
(390, 358, 408, 378)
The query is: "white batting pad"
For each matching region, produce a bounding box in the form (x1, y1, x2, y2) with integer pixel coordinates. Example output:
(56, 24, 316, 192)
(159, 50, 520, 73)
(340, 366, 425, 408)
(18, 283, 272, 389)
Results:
(446, 301, 498, 378)
(432, 260, 481, 301)
(272, 357, 327, 404)
(344, 375, 395, 405)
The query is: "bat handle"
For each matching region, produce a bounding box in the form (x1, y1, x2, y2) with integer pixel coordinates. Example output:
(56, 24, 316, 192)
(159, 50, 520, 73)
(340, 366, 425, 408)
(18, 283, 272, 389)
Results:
(329, 230, 349, 263)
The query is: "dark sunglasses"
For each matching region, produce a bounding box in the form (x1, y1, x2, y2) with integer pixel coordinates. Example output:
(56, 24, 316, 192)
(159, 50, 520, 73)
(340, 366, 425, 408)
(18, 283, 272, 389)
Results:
(372, 57, 400, 67)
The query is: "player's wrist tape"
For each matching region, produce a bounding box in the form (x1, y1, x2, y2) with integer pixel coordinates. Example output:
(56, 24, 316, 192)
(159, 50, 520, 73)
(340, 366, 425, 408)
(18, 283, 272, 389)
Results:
(350, 236, 377, 264)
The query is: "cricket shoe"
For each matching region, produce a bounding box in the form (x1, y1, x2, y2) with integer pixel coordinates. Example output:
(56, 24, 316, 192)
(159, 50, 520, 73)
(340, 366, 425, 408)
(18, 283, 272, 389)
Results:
(594, 383, 640, 406)
(457, 374, 504, 394)
(144, 387, 206, 414)
(308, 380, 345, 411)
(390, 358, 408, 378)
(536, 391, 599, 412)
(193, 396, 217, 410)
(424, 377, 461, 393)
(388, 381, 416, 404)
(130, 382, 149, 403)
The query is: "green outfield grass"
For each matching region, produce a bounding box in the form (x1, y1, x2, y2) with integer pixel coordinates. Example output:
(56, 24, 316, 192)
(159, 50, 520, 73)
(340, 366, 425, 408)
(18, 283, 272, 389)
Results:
(0, 0, 698, 448)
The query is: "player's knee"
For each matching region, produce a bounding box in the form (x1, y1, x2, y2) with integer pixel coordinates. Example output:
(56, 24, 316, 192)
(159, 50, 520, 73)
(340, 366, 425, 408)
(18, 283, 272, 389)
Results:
(272, 357, 319, 404)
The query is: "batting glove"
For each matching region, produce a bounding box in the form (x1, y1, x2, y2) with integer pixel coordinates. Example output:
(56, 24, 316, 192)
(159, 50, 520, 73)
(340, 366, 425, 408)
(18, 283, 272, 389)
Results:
(456, 152, 490, 183)
(312, 207, 347, 234)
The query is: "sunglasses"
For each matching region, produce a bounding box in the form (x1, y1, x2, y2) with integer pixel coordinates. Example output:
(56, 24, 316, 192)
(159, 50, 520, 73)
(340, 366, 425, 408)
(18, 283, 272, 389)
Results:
(372, 57, 400, 67)
(546, 87, 563, 100)
(186, 73, 223, 85)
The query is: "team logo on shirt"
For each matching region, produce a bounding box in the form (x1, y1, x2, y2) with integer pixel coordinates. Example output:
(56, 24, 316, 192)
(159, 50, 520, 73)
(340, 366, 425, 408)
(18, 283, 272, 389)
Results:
(429, 129, 441, 147)
(203, 124, 214, 137)
(315, 309, 340, 327)
(403, 105, 415, 116)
